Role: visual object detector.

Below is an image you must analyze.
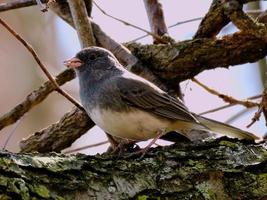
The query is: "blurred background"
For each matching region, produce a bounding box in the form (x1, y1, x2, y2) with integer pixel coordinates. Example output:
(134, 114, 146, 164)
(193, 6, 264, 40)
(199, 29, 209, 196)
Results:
(0, 0, 266, 154)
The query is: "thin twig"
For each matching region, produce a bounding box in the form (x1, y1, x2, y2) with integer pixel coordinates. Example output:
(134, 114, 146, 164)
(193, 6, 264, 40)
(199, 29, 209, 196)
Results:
(63, 141, 109, 154)
(192, 78, 259, 108)
(2, 115, 25, 150)
(224, 108, 252, 124)
(130, 17, 203, 42)
(93, 0, 168, 44)
(247, 88, 267, 128)
(247, 105, 263, 128)
(0, 17, 84, 111)
(198, 94, 262, 115)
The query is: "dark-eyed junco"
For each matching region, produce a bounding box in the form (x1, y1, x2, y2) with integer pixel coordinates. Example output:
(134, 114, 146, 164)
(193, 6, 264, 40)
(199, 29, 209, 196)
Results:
(64, 47, 259, 152)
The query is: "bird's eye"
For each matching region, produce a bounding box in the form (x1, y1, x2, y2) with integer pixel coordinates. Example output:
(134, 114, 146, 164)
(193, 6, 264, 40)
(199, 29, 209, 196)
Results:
(89, 54, 97, 61)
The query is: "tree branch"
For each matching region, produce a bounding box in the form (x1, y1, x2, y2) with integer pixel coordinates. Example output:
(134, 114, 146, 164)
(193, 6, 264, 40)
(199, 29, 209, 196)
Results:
(143, 0, 168, 43)
(125, 30, 267, 82)
(3, 137, 267, 199)
(20, 107, 94, 153)
(0, 0, 46, 12)
(192, 78, 259, 108)
(67, 0, 95, 47)
(194, 0, 231, 38)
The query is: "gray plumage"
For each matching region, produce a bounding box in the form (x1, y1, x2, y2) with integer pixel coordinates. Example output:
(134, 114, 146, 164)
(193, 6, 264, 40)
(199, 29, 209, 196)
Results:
(66, 47, 259, 141)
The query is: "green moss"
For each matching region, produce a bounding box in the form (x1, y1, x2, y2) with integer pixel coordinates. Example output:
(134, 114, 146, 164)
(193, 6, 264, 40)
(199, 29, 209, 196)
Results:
(251, 173, 267, 196)
(55, 196, 65, 200)
(219, 141, 238, 149)
(196, 181, 229, 200)
(188, 160, 205, 171)
(34, 185, 50, 198)
(0, 194, 12, 200)
(137, 195, 160, 200)
(7, 178, 29, 200)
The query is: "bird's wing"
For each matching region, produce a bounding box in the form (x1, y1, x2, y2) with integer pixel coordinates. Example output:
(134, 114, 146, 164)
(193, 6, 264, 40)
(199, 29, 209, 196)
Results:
(116, 76, 199, 123)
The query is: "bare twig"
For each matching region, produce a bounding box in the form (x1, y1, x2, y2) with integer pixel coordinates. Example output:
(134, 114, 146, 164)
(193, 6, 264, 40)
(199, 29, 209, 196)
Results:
(198, 94, 261, 115)
(130, 17, 203, 43)
(67, 0, 95, 48)
(0, 17, 83, 110)
(63, 140, 109, 154)
(247, 105, 263, 128)
(2, 115, 25, 150)
(224, 108, 252, 124)
(192, 78, 259, 108)
(247, 88, 267, 128)
(93, 0, 168, 44)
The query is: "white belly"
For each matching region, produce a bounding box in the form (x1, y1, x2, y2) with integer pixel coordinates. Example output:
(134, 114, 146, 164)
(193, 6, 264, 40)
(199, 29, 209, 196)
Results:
(89, 108, 170, 141)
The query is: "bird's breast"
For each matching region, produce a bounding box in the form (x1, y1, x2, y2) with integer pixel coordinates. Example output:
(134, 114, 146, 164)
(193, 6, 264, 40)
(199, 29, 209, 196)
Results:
(89, 107, 170, 141)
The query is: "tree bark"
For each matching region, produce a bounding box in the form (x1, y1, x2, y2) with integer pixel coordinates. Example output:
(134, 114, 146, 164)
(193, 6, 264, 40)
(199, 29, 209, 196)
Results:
(1, 137, 267, 200)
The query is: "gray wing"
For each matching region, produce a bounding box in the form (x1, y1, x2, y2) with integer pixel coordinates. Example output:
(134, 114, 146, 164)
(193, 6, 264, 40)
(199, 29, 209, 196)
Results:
(116, 77, 199, 123)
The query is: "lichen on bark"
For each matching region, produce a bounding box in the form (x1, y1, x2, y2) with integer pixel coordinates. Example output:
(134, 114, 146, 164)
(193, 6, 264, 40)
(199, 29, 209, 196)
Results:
(0, 137, 266, 200)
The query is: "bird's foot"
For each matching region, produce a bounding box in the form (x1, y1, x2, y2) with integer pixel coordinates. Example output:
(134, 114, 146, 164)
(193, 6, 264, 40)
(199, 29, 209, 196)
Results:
(111, 141, 140, 158)
(126, 129, 165, 159)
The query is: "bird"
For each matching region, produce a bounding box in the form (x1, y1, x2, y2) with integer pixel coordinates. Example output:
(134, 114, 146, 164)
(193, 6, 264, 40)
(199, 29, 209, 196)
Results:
(64, 47, 259, 154)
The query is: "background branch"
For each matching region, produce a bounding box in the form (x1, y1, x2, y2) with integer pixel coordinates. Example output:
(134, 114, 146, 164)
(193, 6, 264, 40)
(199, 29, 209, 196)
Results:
(192, 78, 259, 108)
(67, 0, 95, 47)
(0, 69, 75, 132)
(194, 0, 231, 38)
(20, 107, 94, 152)
(143, 0, 168, 43)
(0, 17, 83, 110)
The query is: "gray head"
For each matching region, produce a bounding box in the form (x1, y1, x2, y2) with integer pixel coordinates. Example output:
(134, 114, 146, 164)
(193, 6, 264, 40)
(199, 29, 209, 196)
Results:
(64, 47, 123, 79)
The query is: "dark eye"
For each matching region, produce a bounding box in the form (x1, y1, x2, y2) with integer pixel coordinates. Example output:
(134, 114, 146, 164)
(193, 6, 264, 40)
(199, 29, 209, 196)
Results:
(89, 54, 97, 61)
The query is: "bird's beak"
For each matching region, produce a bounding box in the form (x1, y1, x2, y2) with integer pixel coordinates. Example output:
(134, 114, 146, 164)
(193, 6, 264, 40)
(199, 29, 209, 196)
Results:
(63, 57, 83, 68)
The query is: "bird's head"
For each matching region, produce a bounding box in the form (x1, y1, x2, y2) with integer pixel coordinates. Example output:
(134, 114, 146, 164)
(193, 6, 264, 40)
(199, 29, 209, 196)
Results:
(64, 47, 120, 73)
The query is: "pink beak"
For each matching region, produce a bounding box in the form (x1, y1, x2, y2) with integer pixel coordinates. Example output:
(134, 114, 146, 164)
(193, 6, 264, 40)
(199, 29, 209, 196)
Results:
(63, 57, 83, 68)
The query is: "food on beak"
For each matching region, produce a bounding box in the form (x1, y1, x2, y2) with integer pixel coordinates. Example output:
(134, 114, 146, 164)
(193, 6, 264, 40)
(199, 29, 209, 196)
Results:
(63, 57, 83, 68)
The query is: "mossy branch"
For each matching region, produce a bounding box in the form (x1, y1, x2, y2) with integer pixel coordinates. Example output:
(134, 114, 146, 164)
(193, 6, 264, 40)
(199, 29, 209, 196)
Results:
(1, 137, 267, 199)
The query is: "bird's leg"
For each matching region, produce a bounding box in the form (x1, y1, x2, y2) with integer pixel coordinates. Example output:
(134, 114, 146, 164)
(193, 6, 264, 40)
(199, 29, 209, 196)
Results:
(140, 129, 165, 158)
(106, 133, 138, 156)
(106, 133, 120, 153)
(127, 129, 165, 158)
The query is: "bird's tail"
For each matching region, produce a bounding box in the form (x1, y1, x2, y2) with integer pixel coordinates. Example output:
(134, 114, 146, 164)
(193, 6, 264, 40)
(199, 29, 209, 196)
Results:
(197, 116, 259, 140)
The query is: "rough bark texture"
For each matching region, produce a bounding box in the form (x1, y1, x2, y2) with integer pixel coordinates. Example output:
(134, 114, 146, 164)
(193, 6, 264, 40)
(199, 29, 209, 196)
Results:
(125, 32, 267, 82)
(20, 107, 94, 153)
(1, 137, 267, 200)
(194, 0, 231, 39)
